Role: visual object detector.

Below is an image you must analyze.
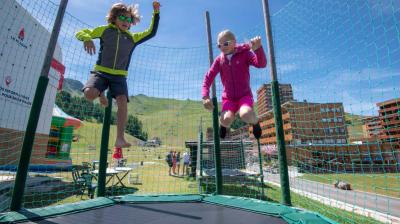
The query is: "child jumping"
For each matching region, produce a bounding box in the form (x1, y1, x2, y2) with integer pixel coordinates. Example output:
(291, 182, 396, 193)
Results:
(76, 2, 160, 148)
(202, 30, 266, 139)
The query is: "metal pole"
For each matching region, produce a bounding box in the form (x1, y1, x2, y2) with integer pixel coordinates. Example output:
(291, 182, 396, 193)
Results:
(10, 0, 69, 211)
(205, 11, 223, 194)
(197, 119, 204, 193)
(261, 0, 291, 206)
(256, 139, 265, 199)
(97, 92, 112, 197)
(199, 117, 204, 178)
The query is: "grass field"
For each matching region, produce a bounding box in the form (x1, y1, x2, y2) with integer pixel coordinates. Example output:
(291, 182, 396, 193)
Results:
(69, 120, 192, 200)
(265, 185, 384, 224)
(301, 173, 400, 198)
(72, 121, 143, 156)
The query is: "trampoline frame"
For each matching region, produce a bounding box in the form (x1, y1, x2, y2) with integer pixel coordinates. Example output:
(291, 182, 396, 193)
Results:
(0, 194, 337, 224)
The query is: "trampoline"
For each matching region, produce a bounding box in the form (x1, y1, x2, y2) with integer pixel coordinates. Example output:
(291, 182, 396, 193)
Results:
(0, 195, 335, 224)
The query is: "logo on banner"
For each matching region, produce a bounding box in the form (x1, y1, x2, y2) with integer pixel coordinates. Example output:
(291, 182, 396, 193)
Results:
(18, 28, 25, 41)
(10, 27, 28, 49)
(5, 76, 12, 87)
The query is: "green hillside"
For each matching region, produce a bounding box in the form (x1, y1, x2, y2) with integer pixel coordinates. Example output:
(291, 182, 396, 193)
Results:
(344, 113, 365, 141)
(72, 121, 143, 151)
(127, 95, 214, 147)
(61, 79, 365, 146)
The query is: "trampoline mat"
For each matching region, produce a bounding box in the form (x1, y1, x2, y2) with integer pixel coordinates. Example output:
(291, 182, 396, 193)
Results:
(22, 202, 287, 224)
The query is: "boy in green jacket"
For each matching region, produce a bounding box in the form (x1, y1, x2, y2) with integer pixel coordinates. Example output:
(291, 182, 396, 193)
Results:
(76, 2, 160, 148)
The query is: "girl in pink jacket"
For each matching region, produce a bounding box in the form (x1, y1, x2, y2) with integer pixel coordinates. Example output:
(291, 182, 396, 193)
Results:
(202, 30, 266, 139)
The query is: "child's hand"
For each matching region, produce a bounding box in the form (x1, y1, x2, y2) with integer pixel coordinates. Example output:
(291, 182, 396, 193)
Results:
(250, 36, 262, 51)
(153, 1, 161, 12)
(84, 40, 96, 55)
(203, 97, 214, 111)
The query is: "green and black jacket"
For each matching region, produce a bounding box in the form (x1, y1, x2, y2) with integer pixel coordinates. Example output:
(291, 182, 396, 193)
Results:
(76, 11, 160, 76)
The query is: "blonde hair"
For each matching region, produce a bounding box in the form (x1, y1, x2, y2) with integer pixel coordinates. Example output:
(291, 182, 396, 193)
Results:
(106, 3, 141, 24)
(217, 30, 236, 43)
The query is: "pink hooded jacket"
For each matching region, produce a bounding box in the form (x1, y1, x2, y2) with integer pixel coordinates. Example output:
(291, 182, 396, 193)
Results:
(202, 44, 267, 101)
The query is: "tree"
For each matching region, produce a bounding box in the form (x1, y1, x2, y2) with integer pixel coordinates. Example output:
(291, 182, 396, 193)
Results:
(55, 90, 105, 123)
(126, 115, 148, 141)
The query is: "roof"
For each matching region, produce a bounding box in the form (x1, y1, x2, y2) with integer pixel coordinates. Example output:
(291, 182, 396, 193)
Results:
(52, 105, 82, 129)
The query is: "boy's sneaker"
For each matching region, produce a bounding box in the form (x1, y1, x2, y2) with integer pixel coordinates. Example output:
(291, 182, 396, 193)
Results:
(219, 125, 227, 139)
(253, 123, 262, 139)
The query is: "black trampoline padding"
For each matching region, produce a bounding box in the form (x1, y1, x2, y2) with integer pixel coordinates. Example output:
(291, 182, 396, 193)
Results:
(22, 202, 287, 224)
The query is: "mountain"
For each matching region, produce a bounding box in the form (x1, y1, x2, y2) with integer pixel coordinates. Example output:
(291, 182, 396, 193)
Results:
(62, 78, 84, 96)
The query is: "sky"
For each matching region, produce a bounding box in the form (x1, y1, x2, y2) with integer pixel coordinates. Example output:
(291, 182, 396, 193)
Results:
(63, 0, 400, 116)
(21, 0, 399, 116)
(65, 0, 291, 47)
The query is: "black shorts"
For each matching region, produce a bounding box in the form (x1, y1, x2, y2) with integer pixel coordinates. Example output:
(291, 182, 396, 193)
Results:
(82, 71, 129, 102)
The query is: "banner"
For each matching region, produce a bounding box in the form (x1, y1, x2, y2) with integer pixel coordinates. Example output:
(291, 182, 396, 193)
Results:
(0, 0, 64, 134)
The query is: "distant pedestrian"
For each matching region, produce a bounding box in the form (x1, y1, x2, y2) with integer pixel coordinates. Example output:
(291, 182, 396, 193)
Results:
(172, 151, 177, 175)
(165, 151, 173, 175)
(183, 151, 190, 176)
(176, 152, 181, 176)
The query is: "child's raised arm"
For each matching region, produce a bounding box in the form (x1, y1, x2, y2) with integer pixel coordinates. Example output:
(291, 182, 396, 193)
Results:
(248, 36, 267, 68)
(130, 2, 160, 45)
(76, 26, 108, 55)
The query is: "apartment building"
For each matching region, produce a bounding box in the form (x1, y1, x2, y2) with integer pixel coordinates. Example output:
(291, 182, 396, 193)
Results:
(377, 98, 400, 144)
(255, 101, 348, 146)
(361, 116, 381, 140)
(256, 83, 294, 116)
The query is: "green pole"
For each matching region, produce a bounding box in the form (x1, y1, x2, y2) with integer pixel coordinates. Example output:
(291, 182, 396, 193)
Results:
(198, 118, 204, 178)
(197, 120, 204, 192)
(97, 92, 112, 197)
(240, 135, 245, 168)
(205, 11, 223, 194)
(261, 0, 291, 206)
(256, 139, 265, 199)
(10, 0, 68, 211)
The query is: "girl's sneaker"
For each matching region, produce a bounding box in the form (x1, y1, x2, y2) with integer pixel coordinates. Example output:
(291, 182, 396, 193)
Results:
(219, 125, 227, 139)
(253, 123, 262, 139)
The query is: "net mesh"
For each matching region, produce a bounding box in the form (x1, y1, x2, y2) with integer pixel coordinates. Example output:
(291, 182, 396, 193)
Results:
(0, 0, 399, 224)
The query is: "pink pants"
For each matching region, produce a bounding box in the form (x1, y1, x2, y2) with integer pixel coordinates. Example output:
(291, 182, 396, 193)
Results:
(222, 95, 254, 113)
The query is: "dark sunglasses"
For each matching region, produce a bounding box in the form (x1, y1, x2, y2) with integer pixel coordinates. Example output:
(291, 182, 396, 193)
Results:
(217, 40, 232, 48)
(118, 15, 133, 23)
